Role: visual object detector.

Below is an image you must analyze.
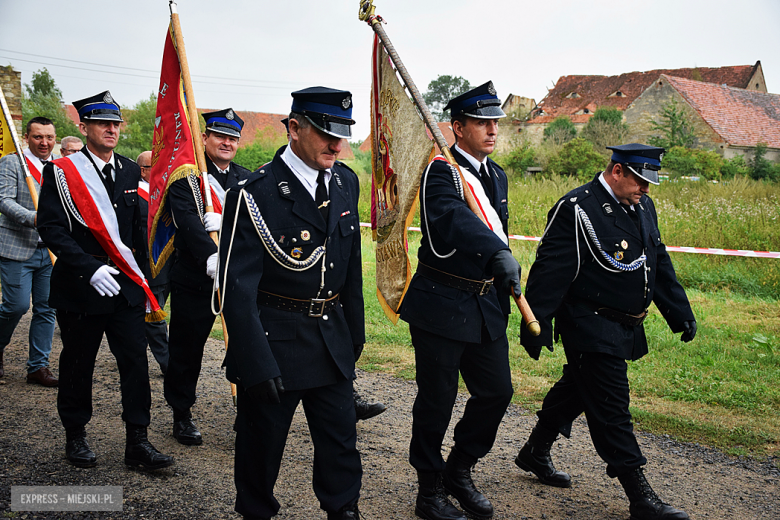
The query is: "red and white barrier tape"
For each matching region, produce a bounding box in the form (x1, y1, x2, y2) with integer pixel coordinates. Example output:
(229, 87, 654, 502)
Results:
(360, 222, 780, 259)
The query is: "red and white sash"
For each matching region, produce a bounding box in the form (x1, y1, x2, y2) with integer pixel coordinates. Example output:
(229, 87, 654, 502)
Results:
(52, 153, 164, 318)
(138, 180, 150, 202)
(23, 148, 48, 185)
(200, 174, 224, 215)
(433, 156, 508, 245)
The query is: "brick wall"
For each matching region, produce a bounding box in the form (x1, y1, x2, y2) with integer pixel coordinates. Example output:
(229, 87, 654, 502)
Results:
(0, 66, 23, 138)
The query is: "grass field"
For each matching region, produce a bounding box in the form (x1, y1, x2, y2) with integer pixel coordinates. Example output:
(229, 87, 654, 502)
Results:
(213, 172, 780, 459)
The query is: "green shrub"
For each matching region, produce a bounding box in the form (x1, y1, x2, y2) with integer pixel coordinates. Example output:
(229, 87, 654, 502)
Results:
(720, 155, 750, 180)
(661, 146, 723, 180)
(495, 141, 538, 175)
(545, 137, 607, 181)
(234, 127, 287, 171)
(543, 116, 577, 145)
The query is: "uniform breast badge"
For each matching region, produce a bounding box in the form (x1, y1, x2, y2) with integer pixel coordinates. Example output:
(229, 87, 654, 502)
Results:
(614, 251, 624, 261)
(301, 230, 311, 241)
(621, 240, 629, 250)
(291, 247, 303, 259)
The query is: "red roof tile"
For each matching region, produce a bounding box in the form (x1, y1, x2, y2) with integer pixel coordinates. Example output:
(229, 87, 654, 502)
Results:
(529, 62, 761, 123)
(662, 75, 780, 149)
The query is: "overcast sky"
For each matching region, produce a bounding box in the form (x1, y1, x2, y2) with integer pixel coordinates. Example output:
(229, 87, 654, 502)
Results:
(2, 0, 779, 143)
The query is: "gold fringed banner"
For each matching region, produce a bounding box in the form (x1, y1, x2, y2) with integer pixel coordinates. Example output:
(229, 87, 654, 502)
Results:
(369, 34, 435, 323)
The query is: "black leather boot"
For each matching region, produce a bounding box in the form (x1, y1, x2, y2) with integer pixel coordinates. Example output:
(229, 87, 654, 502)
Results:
(65, 427, 97, 468)
(442, 447, 493, 519)
(124, 425, 174, 471)
(618, 467, 689, 520)
(327, 502, 360, 519)
(515, 422, 571, 488)
(354, 389, 387, 422)
(416, 471, 466, 520)
(173, 417, 203, 446)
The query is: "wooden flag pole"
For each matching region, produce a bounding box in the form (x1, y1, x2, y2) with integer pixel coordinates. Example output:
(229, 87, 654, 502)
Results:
(168, 0, 237, 403)
(0, 87, 57, 265)
(358, 0, 540, 336)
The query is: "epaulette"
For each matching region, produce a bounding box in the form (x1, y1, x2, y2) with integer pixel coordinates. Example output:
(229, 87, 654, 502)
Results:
(334, 160, 356, 175)
(561, 184, 593, 205)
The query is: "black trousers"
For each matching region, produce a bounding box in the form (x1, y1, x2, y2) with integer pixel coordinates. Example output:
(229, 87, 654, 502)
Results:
(57, 296, 151, 430)
(234, 378, 361, 519)
(536, 349, 647, 477)
(409, 325, 513, 473)
(164, 281, 216, 419)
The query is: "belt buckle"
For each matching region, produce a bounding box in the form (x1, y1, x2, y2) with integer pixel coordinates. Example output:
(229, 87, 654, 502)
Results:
(308, 298, 326, 317)
(479, 280, 493, 296)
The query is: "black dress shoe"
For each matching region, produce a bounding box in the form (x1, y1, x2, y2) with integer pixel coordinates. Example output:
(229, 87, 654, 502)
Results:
(443, 448, 493, 519)
(416, 472, 466, 520)
(354, 390, 387, 422)
(125, 426, 174, 471)
(66, 437, 97, 468)
(327, 503, 360, 519)
(515, 423, 571, 488)
(173, 418, 203, 446)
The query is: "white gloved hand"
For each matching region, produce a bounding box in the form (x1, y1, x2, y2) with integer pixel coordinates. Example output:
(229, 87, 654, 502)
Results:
(206, 253, 218, 280)
(90, 265, 121, 297)
(203, 212, 222, 233)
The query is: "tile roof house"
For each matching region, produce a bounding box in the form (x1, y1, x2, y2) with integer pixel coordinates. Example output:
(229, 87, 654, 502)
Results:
(625, 74, 780, 161)
(516, 62, 767, 145)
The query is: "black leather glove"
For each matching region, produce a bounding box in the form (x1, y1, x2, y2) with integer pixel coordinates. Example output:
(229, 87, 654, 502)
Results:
(523, 342, 543, 361)
(681, 320, 697, 342)
(247, 377, 285, 404)
(489, 250, 522, 296)
(354, 344, 364, 362)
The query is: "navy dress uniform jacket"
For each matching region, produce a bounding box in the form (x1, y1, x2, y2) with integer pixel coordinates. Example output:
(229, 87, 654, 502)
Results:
(218, 146, 365, 392)
(400, 147, 512, 343)
(521, 172, 694, 361)
(37, 149, 146, 314)
(168, 156, 251, 288)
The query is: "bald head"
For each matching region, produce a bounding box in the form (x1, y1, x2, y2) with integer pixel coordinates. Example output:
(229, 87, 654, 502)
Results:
(137, 151, 152, 182)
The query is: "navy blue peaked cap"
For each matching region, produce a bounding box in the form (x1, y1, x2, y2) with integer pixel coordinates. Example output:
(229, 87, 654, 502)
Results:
(73, 91, 123, 122)
(203, 108, 244, 138)
(444, 81, 506, 120)
(607, 143, 665, 185)
(290, 86, 355, 139)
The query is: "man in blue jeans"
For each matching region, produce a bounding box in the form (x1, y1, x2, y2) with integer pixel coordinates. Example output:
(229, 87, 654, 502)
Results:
(0, 116, 58, 387)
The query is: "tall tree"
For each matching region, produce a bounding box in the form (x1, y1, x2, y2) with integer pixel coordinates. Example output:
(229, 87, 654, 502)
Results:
(648, 98, 695, 149)
(423, 75, 471, 122)
(581, 107, 629, 157)
(21, 68, 80, 139)
(117, 93, 157, 160)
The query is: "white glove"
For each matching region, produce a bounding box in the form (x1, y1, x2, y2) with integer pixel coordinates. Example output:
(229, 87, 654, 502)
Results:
(206, 253, 218, 280)
(90, 265, 121, 297)
(203, 212, 222, 233)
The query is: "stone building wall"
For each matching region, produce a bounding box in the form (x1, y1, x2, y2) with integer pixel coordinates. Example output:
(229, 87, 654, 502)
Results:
(0, 66, 23, 137)
(623, 78, 725, 152)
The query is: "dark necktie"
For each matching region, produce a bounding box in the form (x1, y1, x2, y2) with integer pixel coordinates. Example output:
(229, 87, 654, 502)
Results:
(316, 170, 330, 222)
(479, 164, 494, 200)
(102, 164, 115, 198)
(620, 203, 640, 231)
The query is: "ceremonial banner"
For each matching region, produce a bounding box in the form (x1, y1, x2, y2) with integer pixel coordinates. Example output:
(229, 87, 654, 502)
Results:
(148, 23, 199, 278)
(0, 104, 16, 160)
(370, 34, 435, 323)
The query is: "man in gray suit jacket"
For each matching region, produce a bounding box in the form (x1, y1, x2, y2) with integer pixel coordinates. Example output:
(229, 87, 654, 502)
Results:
(0, 116, 58, 386)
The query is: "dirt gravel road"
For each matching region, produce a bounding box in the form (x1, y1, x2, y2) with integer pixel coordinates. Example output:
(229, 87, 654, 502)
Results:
(1, 313, 778, 519)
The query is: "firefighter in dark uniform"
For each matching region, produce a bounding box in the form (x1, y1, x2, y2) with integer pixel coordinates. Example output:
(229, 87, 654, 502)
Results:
(399, 82, 521, 520)
(37, 91, 173, 470)
(164, 108, 251, 445)
(218, 87, 364, 520)
(517, 144, 696, 520)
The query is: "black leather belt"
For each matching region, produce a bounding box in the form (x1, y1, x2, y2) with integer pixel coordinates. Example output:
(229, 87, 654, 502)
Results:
(257, 290, 339, 317)
(91, 255, 117, 268)
(417, 262, 493, 296)
(567, 297, 647, 327)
